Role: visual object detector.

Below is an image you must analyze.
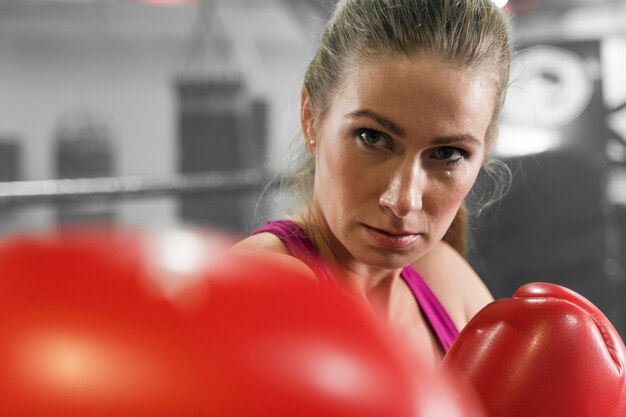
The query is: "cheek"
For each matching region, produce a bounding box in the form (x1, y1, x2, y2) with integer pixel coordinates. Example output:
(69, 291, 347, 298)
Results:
(426, 165, 480, 220)
(455, 164, 482, 198)
(316, 140, 360, 209)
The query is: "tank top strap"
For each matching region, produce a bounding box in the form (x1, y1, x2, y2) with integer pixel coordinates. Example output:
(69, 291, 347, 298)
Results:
(400, 265, 460, 352)
(252, 220, 338, 287)
(252, 220, 459, 351)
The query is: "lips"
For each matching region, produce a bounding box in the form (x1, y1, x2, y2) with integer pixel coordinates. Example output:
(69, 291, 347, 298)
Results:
(363, 224, 421, 250)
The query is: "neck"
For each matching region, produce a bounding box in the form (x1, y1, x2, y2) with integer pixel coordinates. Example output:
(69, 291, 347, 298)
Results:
(291, 208, 405, 317)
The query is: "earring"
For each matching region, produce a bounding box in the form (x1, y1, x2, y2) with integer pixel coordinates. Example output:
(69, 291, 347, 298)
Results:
(309, 139, 316, 146)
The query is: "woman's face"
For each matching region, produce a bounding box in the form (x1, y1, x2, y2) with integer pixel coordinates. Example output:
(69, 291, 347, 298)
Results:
(304, 54, 495, 270)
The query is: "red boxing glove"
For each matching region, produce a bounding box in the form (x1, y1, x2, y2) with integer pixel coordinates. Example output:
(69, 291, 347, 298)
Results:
(441, 282, 626, 417)
(0, 225, 479, 417)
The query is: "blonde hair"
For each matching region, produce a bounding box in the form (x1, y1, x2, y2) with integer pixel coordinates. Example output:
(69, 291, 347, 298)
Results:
(287, 0, 512, 256)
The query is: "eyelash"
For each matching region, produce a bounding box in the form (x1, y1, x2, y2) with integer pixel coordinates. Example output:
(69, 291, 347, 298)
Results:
(431, 147, 469, 165)
(355, 127, 470, 165)
(355, 128, 393, 150)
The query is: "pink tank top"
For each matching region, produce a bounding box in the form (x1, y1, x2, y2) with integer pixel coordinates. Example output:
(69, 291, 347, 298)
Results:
(252, 220, 460, 352)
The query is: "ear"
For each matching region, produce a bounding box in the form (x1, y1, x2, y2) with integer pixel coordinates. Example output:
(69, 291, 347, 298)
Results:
(301, 88, 316, 154)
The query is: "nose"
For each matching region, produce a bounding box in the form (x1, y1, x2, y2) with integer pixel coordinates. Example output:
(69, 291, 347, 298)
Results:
(378, 160, 423, 218)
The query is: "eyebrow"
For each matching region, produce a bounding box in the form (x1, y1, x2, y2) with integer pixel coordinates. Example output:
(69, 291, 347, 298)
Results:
(346, 109, 406, 137)
(347, 108, 483, 147)
(431, 134, 483, 147)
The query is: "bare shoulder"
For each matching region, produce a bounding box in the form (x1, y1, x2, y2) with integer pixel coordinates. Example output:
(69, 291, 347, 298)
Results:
(230, 233, 316, 281)
(230, 232, 291, 255)
(412, 241, 494, 329)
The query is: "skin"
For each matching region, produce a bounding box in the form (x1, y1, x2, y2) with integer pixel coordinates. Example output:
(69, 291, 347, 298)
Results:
(233, 54, 495, 368)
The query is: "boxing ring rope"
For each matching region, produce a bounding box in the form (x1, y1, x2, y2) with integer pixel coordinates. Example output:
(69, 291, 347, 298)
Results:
(0, 169, 271, 206)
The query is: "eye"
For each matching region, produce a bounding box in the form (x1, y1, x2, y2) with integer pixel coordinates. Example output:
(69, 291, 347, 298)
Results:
(432, 146, 467, 164)
(356, 128, 392, 150)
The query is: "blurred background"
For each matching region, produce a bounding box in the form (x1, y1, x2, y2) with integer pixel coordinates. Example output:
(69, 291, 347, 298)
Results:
(0, 0, 625, 334)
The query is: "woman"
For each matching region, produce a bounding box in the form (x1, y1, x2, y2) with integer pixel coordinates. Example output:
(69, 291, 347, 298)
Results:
(233, 0, 512, 369)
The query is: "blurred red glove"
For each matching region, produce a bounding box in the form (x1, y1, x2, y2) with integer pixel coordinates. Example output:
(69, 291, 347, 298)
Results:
(0, 225, 481, 417)
(441, 282, 626, 417)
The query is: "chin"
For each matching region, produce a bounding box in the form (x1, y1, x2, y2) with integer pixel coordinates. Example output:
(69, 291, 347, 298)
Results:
(356, 247, 420, 270)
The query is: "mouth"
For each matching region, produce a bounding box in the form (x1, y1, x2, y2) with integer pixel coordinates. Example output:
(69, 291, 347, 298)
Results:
(362, 224, 422, 250)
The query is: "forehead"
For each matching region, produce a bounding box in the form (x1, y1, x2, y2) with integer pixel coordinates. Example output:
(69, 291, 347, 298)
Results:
(326, 54, 496, 143)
